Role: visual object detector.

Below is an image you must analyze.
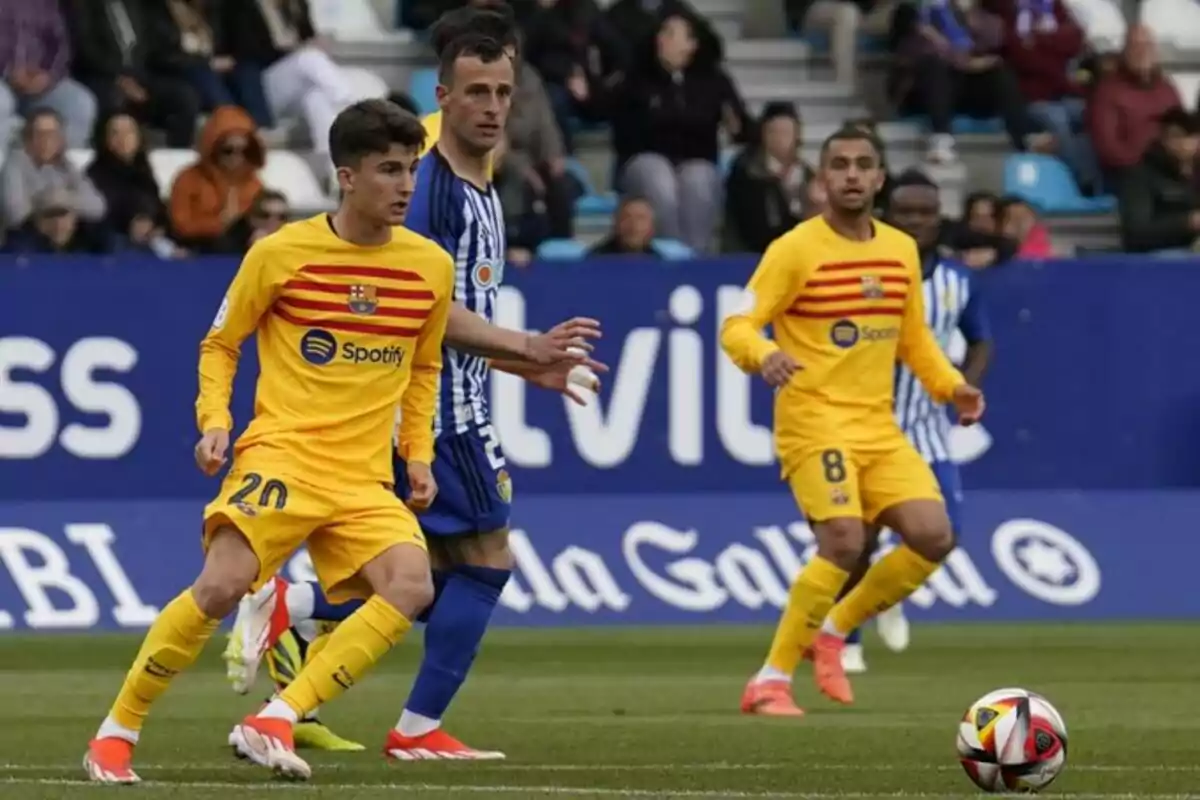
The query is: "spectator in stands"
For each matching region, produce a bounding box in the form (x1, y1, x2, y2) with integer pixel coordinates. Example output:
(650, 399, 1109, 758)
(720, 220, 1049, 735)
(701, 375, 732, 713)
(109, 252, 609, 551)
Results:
(784, 0, 863, 87)
(228, 188, 290, 251)
(946, 190, 1017, 267)
(65, 0, 202, 148)
(121, 193, 188, 258)
(996, 195, 1053, 257)
(987, 0, 1100, 194)
(505, 55, 577, 243)
(1087, 25, 1182, 185)
(169, 105, 265, 253)
(215, 0, 375, 156)
(521, 0, 628, 150)
(1118, 107, 1200, 253)
(0, 1, 98, 148)
(890, 0, 1050, 164)
(613, 13, 749, 253)
(589, 195, 661, 256)
(1, 109, 106, 232)
(493, 133, 550, 266)
(723, 102, 812, 253)
(10, 186, 112, 254)
(87, 113, 166, 240)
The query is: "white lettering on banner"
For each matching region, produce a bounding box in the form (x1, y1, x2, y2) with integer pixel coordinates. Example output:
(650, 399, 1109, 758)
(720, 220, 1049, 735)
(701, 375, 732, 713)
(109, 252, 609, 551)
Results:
(0, 337, 141, 459)
(503, 530, 569, 612)
(65, 524, 158, 625)
(623, 522, 724, 611)
(991, 519, 1100, 606)
(0, 528, 99, 628)
(491, 286, 772, 469)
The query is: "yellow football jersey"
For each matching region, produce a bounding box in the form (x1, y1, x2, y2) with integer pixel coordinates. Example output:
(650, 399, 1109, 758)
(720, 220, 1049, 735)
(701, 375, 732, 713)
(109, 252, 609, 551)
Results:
(196, 215, 454, 484)
(720, 216, 964, 465)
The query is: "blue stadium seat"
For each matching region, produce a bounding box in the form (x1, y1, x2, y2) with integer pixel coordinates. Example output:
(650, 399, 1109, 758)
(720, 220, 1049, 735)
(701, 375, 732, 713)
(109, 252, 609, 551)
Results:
(564, 157, 618, 216)
(901, 115, 1005, 135)
(408, 69, 438, 116)
(536, 238, 588, 261)
(1003, 154, 1116, 215)
(652, 238, 694, 260)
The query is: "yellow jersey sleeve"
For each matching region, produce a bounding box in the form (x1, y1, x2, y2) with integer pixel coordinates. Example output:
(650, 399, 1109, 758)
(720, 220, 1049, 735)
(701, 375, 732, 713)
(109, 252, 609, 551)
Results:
(719, 235, 803, 372)
(397, 252, 453, 465)
(897, 240, 965, 404)
(196, 243, 286, 432)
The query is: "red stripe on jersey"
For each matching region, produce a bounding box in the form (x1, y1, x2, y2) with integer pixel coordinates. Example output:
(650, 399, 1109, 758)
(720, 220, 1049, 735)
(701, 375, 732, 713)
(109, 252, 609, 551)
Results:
(300, 264, 425, 282)
(274, 306, 423, 337)
(279, 296, 431, 319)
(805, 275, 910, 288)
(794, 291, 907, 303)
(816, 260, 906, 272)
(285, 279, 435, 301)
(785, 307, 904, 319)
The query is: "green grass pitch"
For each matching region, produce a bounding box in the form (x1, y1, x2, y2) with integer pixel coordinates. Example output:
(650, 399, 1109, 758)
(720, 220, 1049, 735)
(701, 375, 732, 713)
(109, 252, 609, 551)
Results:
(1, 623, 1197, 799)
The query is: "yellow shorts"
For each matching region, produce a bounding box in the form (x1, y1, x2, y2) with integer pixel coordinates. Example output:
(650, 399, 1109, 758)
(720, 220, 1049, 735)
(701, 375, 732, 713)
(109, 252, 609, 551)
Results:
(202, 467, 425, 603)
(786, 437, 943, 523)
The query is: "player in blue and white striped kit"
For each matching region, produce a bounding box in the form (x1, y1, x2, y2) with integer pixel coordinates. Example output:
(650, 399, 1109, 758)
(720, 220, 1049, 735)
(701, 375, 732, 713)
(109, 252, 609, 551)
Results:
(840, 170, 993, 674)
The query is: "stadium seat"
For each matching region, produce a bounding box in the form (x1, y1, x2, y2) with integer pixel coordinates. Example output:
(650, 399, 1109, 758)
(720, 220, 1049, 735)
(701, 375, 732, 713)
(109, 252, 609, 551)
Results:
(797, 30, 888, 54)
(564, 157, 618, 216)
(341, 67, 389, 102)
(148, 149, 198, 198)
(1142, 0, 1200, 49)
(1003, 153, 1116, 214)
(652, 238, 694, 260)
(902, 115, 1005, 135)
(1063, 0, 1126, 50)
(262, 151, 329, 212)
(1170, 72, 1200, 112)
(409, 69, 439, 116)
(536, 238, 588, 260)
(308, 0, 395, 41)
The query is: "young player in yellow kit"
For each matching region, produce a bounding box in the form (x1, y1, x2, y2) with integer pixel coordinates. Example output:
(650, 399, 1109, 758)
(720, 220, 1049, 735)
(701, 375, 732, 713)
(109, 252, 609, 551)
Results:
(721, 127, 986, 716)
(83, 100, 453, 783)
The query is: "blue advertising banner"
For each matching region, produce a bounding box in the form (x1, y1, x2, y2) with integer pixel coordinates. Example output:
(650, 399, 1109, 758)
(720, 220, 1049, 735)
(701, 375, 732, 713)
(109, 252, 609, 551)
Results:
(3, 255, 1200, 499)
(0, 490, 1187, 631)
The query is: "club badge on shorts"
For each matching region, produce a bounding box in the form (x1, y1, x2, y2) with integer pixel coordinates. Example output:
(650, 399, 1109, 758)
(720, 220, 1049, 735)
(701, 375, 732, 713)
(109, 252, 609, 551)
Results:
(496, 469, 513, 504)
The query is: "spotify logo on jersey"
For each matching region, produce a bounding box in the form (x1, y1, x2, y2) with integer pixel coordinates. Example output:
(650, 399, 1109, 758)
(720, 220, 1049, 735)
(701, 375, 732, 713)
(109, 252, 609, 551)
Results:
(299, 329, 337, 365)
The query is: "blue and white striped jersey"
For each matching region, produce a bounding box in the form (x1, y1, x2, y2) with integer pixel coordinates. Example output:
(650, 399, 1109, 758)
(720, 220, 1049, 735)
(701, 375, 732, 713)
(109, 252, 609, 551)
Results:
(405, 146, 506, 436)
(893, 256, 990, 462)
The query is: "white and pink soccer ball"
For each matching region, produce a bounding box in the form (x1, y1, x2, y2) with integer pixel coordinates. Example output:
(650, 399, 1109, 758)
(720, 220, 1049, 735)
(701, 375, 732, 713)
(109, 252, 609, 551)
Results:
(956, 687, 1068, 793)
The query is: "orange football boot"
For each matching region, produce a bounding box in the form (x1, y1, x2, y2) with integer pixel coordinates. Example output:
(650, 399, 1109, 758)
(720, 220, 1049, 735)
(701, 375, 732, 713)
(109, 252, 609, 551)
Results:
(740, 677, 805, 716)
(83, 737, 139, 784)
(383, 728, 506, 761)
(811, 633, 854, 704)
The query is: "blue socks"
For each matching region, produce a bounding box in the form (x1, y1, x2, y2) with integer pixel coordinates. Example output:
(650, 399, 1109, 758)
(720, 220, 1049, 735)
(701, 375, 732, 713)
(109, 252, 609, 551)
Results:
(846, 627, 863, 645)
(403, 565, 510, 722)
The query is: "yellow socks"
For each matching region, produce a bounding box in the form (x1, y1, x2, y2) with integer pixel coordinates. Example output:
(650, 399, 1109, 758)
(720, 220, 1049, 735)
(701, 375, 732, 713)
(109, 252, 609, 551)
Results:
(764, 556, 850, 675)
(826, 544, 940, 635)
(106, 590, 219, 734)
(277, 596, 412, 718)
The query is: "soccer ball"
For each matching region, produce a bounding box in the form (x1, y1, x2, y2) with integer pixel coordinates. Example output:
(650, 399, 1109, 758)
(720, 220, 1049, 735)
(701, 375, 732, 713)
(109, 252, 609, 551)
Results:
(956, 687, 1068, 793)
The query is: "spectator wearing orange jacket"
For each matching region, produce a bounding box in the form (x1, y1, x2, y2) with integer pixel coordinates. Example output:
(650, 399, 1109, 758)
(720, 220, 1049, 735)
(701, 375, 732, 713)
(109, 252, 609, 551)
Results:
(169, 105, 265, 253)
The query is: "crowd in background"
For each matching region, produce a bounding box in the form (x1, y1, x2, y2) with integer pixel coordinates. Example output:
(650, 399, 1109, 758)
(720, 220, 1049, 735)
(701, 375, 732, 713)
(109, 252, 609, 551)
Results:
(1, 0, 1198, 261)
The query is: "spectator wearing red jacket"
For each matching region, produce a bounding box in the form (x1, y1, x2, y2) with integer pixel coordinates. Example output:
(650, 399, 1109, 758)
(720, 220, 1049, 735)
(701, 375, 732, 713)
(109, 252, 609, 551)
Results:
(988, 0, 1100, 194)
(1086, 25, 1181, 184)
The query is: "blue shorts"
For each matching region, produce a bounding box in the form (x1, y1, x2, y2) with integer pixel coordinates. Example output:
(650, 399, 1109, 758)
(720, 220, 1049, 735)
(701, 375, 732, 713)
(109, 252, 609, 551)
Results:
(394, 427, 512, 537)
(929, 460, 964, 534)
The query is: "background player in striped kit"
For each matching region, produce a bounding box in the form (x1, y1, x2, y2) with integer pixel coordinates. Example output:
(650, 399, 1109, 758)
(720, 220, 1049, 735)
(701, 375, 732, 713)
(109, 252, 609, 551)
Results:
(838, 170, 993, 674)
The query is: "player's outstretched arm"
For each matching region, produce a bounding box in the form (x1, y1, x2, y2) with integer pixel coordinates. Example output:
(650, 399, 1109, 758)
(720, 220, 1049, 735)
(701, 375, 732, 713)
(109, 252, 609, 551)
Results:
(399, 259, 454, 470)
(196, 244, 280, 438)
(445, 303, 601, 366)
(719, 238, 799, 375)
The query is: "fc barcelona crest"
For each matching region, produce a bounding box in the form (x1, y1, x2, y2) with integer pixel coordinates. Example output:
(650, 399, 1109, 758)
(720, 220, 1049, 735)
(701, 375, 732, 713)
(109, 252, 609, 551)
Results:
(348, 284, 378, 315)
(860, 275, 884, 299)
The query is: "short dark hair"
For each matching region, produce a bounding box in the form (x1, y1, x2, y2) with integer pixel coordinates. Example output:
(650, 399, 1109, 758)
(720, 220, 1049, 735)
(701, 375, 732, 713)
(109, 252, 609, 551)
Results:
(25, 106, 62, 132)
(328, 99, 426, 168)
(819, 125, 882, 161)
(430, 6, 518, 58)
(760, 101, 799, 125)
(438, 33, 510, 86)
(891, 168, 938, 190)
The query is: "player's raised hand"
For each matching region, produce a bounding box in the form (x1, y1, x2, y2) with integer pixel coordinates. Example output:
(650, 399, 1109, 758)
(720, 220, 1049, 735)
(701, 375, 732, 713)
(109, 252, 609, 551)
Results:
(761, 351, 801, 387)
(195, 428, 230, 476)
(525, 360, 608, 405)
(952, 384, 986, 425)
(524, 317, 602, 366)
(405, 462, 438, 512)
